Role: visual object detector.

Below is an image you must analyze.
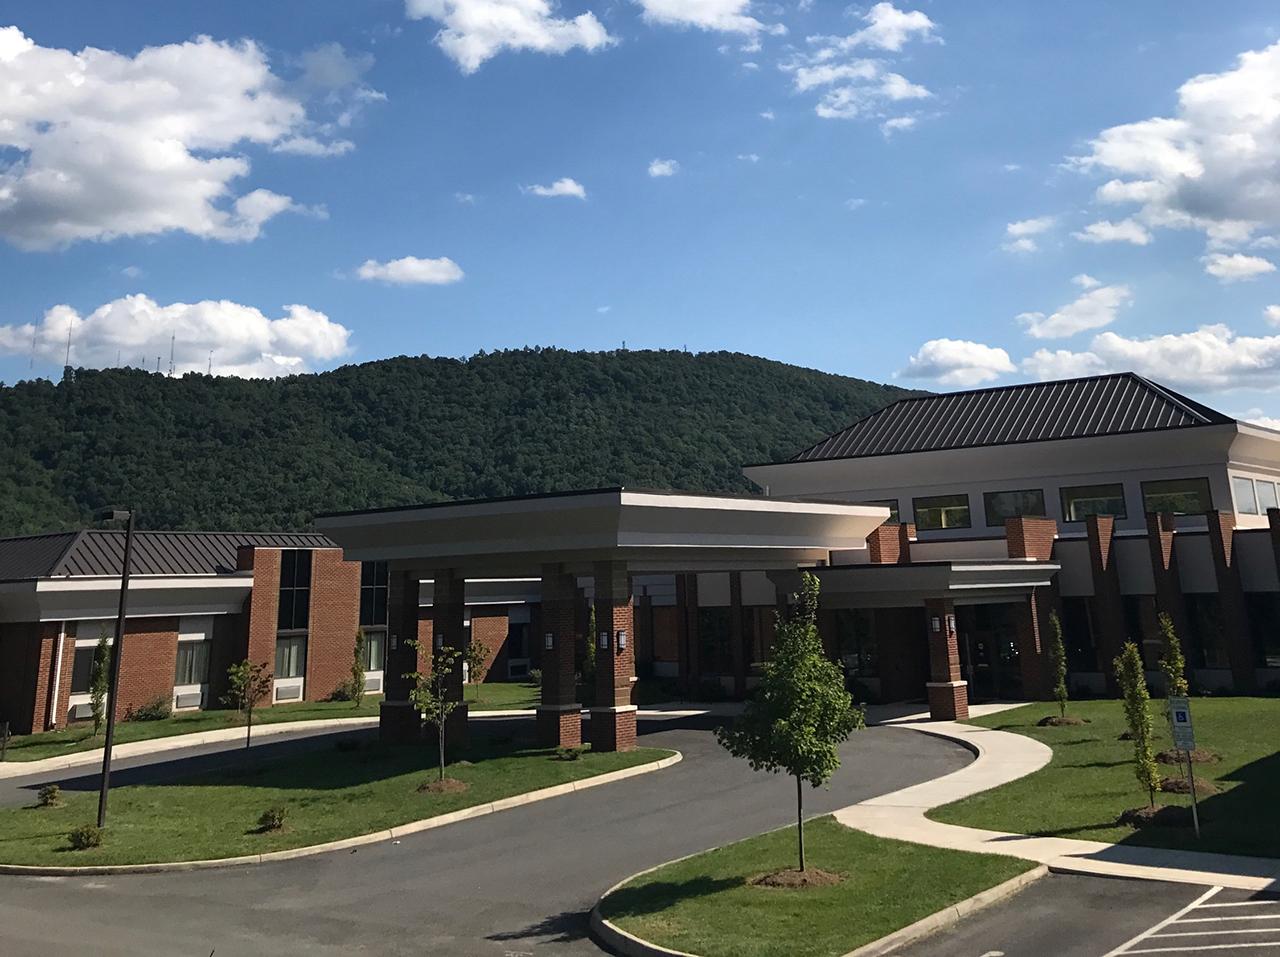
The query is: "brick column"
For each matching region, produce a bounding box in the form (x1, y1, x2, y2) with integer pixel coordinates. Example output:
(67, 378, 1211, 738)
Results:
(924, 597, 968, 720)
(1005, 517, 1057, 561)
(676, 572, 699, 694)
(1085, 515, 1126, 692)
(239, 546, 282, 707)
(1006, 517, 1059, 700)
(590, 561, 637, 752)
(867, 525, 902, 564)
(1146, 512, 1193, 658)
(537, 565, 582, 748)
(1206, 511, 1257, 692)
(433, 569, 469, 752)
(380, 569, 422, 743)
(730, 571, 747, 698)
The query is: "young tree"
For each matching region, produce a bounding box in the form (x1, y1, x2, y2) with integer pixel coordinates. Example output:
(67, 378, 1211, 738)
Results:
(1113, 642, 1159, 807)
(406, 642, 463, 783)
(582, 605, 598, 687)
(222, 660, 274, 750)
(350, 628, 367, 709)
(1158, 613, 1189, 698)
(463, 639, 489, 703)
(1047, 611, 1069, 720)
(89, 627, 111, 736)
(716, 572, 864, 872)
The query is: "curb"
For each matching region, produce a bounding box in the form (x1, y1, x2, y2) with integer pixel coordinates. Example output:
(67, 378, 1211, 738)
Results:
(839, 865, 1047, 957)
(0, 751, 681, 877)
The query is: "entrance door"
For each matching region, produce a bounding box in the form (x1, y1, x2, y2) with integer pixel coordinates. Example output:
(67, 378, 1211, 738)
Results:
(956, 604, 1023, 702)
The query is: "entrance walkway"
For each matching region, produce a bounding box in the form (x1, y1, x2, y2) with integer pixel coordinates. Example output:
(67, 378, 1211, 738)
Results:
(833, 710, 1280, 892)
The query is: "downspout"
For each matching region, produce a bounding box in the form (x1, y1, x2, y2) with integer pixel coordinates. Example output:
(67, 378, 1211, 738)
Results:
(47, 621, 67, 730)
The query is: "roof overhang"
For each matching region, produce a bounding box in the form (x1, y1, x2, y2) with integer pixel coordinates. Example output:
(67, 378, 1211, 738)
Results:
(316, 488, 890, 575)
(0, 574, 253, 624)
(769, 559, 1061, 608)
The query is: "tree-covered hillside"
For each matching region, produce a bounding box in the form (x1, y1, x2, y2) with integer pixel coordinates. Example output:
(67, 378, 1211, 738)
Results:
(0, 349, 916, 535)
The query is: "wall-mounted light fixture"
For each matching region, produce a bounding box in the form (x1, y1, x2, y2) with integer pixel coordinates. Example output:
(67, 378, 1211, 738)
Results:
(598, 631, 610, 650)
(616, 630, 627, 650)
(544, 632, 554, 650)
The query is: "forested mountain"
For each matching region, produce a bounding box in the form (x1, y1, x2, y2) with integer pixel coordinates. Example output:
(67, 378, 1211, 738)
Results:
(0, 349, 917, 536)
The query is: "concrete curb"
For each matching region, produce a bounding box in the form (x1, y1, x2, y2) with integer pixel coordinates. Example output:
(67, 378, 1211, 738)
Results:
(839, 865, 1048, 957)
(0, 751, 681, 877)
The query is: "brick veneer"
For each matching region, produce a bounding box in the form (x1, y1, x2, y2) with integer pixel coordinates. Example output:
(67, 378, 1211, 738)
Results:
(538, 565, 582, 748)
(304, 549, 361, 702)
(1146, 512, 1193, 658)
(110, 617, 180, 720)
(590, 561, 637, 752)
(923, 596, 968, 720)
(1205, 511, 1257, 692)
(1085, 515, 1126, 691)
(468, 611, 508, 683)
(1005, 516, 1057, 560)
(866, 523, 915, 564)
(0, 622, 64, 734)
(239, 546, 282, 688)
(433, 569, 469, 752)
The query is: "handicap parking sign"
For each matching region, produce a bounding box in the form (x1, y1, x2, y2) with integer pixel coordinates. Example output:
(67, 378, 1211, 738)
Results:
(1169, 695, 1196, 751)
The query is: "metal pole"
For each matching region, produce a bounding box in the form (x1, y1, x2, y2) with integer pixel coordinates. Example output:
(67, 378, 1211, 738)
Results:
(97, 509, 136, 829)
(1186, 750, 1201, 840)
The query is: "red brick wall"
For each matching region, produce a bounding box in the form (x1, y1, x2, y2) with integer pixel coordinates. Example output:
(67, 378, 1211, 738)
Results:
(468, 611, 508, 682)
(110, 617, 180, 720)
(651, 606, 679, 662)
(866, 525, 902, 564)
(1006, 517, 1057, 560)
(0, 622, 47, 734)
(242, 547, 282, 685)
(305, 549, 361, 702)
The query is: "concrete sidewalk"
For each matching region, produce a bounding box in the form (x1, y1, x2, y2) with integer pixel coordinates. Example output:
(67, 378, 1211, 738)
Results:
(833, 711, 1280, 892)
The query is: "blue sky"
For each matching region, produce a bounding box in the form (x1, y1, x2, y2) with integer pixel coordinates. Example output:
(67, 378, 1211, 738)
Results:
(3, 1, 1280, 421)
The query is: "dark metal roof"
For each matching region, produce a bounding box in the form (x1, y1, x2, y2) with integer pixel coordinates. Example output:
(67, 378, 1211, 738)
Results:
(785, 373, 1235, 464)
(0, 530, 337, 582)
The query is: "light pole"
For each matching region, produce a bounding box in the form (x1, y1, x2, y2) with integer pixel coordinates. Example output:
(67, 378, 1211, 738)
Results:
(97, 507, 136, 829)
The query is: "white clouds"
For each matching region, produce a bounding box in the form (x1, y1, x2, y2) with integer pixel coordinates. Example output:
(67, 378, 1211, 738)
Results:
(404, 0, 613, 74)
(1202, 252, 1276, 283)
(737, 153, 761, 163)
(356, 256, 465, 285)
(1072, 218, 1153, 246)
(648, 158, 680, 177)
(759, 109, 775, 121)
(1016, 274, 1133, 339)
(0, 28, 368, 252)
(901, 338, 1016, 386)
(632, 0, 778, 36)
(0, 295, 351, 378)
(781, 4, 936, 129)
(522, 176, 587, 199)
(1002, 216, 1055, 254)
(1266, 305, 1280, 326)
(844, 197, 866, 212)
(1069, 40, 1280, 250)
(1235, 408, 1280, 431)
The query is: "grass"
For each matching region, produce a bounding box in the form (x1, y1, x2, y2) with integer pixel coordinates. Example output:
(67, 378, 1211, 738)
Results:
(601, 816, 1033, 957)
(0, 734, 668, 866)
(931, 697, 1280, 859)
(2, 683, 545, 763)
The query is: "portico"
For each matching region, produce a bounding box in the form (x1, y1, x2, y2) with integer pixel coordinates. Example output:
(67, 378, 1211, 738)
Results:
(316, 487, 888, 751)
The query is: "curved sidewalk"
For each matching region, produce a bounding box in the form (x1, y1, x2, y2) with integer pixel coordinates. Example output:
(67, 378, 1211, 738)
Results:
(834, 710, 1280, 892)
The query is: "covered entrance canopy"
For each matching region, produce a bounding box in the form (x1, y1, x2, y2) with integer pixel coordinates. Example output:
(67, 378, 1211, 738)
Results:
(316, 488, 889, 752)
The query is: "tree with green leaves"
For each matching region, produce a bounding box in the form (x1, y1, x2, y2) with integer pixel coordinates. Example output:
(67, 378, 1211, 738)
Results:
(350, 628, 367, 709)
(1158, 613, 1189, 698)
(89, 627, 111, 736)
(716, 572, 864, 872)
(463, 638, 489, 703)
(406, 642, 463, 783)
(1047, 611, 1069, 720)
(222, 660, 274, 749)
(582, 605, 598, 688)
(1114, 642, 1159, 807)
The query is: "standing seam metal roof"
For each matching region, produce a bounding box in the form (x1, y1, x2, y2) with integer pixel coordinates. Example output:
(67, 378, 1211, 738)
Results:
(786, 373, 1235, 463)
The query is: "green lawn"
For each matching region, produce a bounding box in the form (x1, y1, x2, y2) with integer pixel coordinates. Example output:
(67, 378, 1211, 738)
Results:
(931, 697, 1280, 858)
(3, 683, 545, 763)
(601, 817, 1033, 957)
(0, 735, 667, 866)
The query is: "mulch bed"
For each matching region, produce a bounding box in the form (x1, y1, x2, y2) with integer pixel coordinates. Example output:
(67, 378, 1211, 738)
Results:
(418, 778, 470, 795)
(1119, 805, 1194, 829)
(749, 868, 844, 889)
(1037, 715, 1087, 727)
(1156, 748, 1220, 765)
(1159, 775, 1220, 796)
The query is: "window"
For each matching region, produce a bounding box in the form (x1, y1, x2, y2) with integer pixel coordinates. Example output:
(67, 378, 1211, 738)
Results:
(277, 550, 312, 631)
(174, 641, 211, 686)
(1234, 477, 1260, 515)
(1259, 481, 1279, 513)
(833, 609, 878, 678)
(1246, 593, 1280, 668)
(912, 494, 971, 530)
(275, 635, 307, 679)
(1142, 477, 1212, 516)
(1060, 598, 1097, 671)
(1184, 595, 1227, 669)
(697, 608, 731, 674)
(70, 646, 96, 694)
(860, 499, 900, 524)
(362, 630, 385, 672)
(507, 621, 529, 661)
(983, 489, 1047, 527)
(1060, 483, 1127, 522)
(360, 561, 388, 627)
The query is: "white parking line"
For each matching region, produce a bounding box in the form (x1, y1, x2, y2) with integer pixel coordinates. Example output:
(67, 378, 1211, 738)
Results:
(1102, 887, 1225, 957)
(1126, 945, 1280, 954)
(1104, 885, 1280, 956)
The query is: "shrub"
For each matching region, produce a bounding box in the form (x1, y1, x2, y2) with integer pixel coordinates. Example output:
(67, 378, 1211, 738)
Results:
(125, 696, 172, 722)
(36, 783, 62, 808)
(327, 679, 356, 703)
(527, 668, 543, 688)
(257, 806, 287, 832)
(67, 824, 103, 850)
(555, 744, 586, 761)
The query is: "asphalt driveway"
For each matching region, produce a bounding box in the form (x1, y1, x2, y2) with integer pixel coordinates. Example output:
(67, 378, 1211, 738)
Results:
(0, 715, 968, 957)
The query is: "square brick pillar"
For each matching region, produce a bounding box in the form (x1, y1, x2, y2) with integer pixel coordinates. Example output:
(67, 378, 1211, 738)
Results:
(1206, 511, 1257, 692)
(1147, 511, 1193, 664)
(924, 597, 968, 720)
(432, 569, 469, 753)
(676, 572, 700, 695)
(730, 571, 747, 699)
(380, 570, 423, 743)
(590, 561, 637, 752)
(537, 565, 582, 748)
(1086, 515, 1126, 693)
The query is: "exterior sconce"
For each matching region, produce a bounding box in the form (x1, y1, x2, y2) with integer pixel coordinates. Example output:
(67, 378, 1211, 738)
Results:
(946, 614, 956, 634)
(616, 630, 627, 650)
(931, 616, 941, 633)
(544, 632, 554, 650)
(598, 631, 610, 650)
(434, 634, 443, 651)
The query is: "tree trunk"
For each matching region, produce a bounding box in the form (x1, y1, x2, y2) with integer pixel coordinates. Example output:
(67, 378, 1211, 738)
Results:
(438, 716, 447, 783)
(246, 705, 253, 750)
(796, 773, 805, 873)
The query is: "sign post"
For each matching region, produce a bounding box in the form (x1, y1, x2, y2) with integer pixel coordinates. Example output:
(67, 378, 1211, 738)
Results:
(1168, 695, 1200, 840)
